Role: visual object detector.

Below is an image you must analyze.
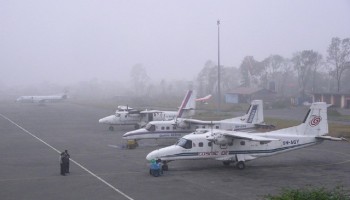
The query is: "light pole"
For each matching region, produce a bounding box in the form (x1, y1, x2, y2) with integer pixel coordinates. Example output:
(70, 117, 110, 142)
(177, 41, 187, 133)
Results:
(217, 20, 221, 112)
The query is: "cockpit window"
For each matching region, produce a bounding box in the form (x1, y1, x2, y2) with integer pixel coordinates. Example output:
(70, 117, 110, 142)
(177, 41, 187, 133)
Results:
(145, 124, 155, 132)
(175, 138, 192, 149)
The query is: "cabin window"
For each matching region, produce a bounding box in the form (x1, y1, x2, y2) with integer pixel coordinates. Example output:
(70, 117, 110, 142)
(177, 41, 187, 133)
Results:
(116, 114, 121, 117)
(175, 138, 192, 149)
(196, 126, 199, 129)
(145, 124, 155, 132)
(161, 127, 165, 130)
(202, 126, 205, 128)
(199, 142, 203, 147)
(208, 142, 212, 147)
(215, 126, 219, 129)
(173, 126, 176, 130)
(166, 127, 170, 130)
(125, 115, 127, 118)
(240, 141, 245, 145)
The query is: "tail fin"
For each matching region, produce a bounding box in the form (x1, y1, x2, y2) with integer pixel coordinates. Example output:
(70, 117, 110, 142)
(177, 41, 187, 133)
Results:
(297, 102, 329, 136)
(176, 90, 196, 118)
(244, 100, 264, 124)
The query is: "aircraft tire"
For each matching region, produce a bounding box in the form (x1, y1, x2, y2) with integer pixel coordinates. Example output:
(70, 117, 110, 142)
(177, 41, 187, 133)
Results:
(109, 126, 114, 131)
(236, 161, 245, 170)
(223, 161, 231, 166)
(162, 165, 168, 171)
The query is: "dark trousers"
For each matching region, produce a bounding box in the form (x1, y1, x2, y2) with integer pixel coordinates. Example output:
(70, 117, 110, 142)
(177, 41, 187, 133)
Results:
(65, 162, 70, 173)
(60, 163, 65, 175)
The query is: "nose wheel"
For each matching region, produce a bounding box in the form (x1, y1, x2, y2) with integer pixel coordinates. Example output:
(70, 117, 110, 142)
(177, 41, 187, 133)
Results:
(236, 161, 245, 170)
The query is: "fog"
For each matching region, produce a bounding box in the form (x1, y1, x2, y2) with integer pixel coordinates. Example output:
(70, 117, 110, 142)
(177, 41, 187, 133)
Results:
(1, 0, 349, 97)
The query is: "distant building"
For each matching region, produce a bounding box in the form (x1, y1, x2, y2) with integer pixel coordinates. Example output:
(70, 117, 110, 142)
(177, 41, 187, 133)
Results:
(225, 87, 277, 104)
(312, 92, 350, 108)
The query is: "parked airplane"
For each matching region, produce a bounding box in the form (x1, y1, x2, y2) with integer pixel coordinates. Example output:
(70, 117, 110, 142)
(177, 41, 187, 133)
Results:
(98, 90, 196, 131)
(146, 102, 348, 171)
(16, 94, 67, 104)
(123, 100, 271, 142)
(195, 94, 212, 104)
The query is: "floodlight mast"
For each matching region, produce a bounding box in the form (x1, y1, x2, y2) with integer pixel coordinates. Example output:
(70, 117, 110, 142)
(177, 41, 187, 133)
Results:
(217, 19, 221, 112)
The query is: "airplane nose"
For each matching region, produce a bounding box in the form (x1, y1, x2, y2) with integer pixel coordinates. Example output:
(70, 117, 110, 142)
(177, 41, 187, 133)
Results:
(146, 150, 157, 161)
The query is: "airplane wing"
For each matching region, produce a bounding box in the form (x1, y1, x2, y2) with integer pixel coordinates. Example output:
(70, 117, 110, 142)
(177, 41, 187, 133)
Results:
(140, 110, 164, 114)
(316, 135, 349, 141)
(182, 119, 214, 125)
(221, 131, 279, 142)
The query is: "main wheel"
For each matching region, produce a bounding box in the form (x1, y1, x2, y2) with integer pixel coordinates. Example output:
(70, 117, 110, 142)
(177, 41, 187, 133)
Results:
(109, 126, 114, 131)
(162, 164, 168, 171)
(236, 161, 245, 170)
(223, 161, 231, 166)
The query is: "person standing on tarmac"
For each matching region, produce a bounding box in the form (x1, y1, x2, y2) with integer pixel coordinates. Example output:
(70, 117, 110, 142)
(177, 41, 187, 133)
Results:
(63, 150, 70, 173)
(60, 152, 66, 176)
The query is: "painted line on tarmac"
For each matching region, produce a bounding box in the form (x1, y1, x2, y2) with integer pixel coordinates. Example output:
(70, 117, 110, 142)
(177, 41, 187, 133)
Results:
(0, 113, 134, 200)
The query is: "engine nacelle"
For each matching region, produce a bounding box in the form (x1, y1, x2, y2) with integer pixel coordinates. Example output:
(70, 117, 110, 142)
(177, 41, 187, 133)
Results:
(175, 119, 189, 128)
(206, 133, 231, 145)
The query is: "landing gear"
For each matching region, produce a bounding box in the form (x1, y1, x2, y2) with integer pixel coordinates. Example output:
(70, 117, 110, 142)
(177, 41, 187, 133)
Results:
(162, 162, 169, 171)
(236, 161, 245, 170)
(109, 126, 114, 131)
(223, 161, 231, 166)
(134, 124, 140, 129)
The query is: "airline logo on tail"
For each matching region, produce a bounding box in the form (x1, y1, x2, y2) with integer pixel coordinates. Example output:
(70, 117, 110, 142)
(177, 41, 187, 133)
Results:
(246, 105, 257, 123)
(309, 116, 321, 127)
(177, 90, 193, 118)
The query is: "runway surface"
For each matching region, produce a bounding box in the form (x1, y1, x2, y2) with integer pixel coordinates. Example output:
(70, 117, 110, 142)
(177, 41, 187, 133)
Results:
(0, 100, 350, 200)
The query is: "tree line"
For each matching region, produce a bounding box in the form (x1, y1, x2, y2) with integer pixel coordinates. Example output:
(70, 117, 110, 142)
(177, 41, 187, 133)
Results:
(196, 37, 350, 99)
(128, 37, 349, 101)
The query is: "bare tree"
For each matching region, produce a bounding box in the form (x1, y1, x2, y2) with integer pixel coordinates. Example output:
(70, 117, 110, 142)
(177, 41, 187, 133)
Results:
(129, 64, 150, 96)
(292, 50, 321, 99)
(327, 37, 350, 92)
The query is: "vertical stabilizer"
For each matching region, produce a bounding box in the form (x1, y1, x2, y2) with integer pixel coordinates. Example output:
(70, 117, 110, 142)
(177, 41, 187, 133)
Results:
(177, 90, 196, 118)
(244, 100, 264, 124)
(298, 102, 328, 136)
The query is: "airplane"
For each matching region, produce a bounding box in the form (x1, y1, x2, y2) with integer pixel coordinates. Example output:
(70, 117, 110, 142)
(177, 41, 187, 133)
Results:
(195, 94, 212, 104)
(122, 100, 272, 142)
(146, 102, 348, 171)
(98, 90, 196, 131)
(16, 94, 67, 104)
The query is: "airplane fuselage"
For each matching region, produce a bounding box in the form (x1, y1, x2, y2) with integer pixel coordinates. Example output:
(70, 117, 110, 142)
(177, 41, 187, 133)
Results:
(123, 118, 257, 140)
(146, 131, 321, 162)
(99, 111, 179, 127)
(16, 95, 67, 103)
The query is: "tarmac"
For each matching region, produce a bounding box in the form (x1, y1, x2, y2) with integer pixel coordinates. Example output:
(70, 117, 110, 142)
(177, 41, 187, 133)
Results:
(0, 100, 350, 200)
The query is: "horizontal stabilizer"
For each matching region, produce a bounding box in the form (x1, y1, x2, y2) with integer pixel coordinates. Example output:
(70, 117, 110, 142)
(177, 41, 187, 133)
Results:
(316, 136, 349, 141)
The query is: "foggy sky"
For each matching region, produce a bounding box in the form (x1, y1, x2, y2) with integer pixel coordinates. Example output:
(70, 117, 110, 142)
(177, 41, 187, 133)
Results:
(1, 0, 349, 86)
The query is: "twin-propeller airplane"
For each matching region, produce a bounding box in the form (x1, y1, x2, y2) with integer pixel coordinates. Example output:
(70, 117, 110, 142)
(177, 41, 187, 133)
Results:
(123, 100, 273, 142)
(16, 94, 67, 104)
(146, 102, 348, 170)
(98, 90, 196, 131)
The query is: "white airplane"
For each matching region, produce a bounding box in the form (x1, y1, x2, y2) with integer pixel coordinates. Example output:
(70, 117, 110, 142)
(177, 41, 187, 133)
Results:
(146, 102, 348, 171)
(98, 90, 196, 131)
(16, 94, 67, 104)
(195, 94, 212, 104)
(123, 100, 272, 142)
